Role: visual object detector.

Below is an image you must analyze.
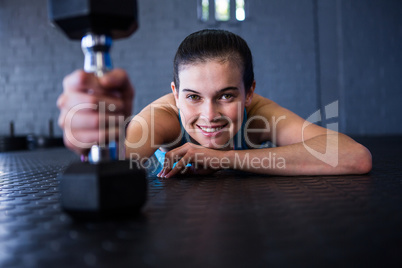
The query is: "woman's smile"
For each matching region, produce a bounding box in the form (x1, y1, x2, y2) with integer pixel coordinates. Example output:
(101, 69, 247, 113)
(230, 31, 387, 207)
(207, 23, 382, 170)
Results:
(196, 122, 229, 136)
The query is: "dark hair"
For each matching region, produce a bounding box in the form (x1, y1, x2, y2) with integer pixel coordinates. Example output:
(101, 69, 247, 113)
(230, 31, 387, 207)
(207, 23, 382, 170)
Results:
(173, 29, 254, 93)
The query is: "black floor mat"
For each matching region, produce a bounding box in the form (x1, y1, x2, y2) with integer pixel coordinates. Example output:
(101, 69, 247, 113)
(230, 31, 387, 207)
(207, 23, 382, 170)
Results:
(0, 137, 401, 267)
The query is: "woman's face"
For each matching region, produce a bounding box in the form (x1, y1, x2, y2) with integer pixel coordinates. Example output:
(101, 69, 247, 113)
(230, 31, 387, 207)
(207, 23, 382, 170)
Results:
(172, 59, 254, 149)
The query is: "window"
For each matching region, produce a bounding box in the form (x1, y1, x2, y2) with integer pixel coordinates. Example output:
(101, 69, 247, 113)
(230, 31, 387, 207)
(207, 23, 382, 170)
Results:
(199, 0, 246, 23)
(236, 0, 245, 21)
(201, 0, 209, 21)
(215, 0, 230, 21)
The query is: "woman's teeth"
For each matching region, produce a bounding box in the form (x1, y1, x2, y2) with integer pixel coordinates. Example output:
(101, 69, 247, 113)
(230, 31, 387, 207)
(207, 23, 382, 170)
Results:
(199, 126, 224, 133)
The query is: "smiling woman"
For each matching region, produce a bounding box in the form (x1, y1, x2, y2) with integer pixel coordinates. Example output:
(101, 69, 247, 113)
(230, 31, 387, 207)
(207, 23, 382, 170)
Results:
(172, 60, 250, 149)
(58, 29, 372, 178)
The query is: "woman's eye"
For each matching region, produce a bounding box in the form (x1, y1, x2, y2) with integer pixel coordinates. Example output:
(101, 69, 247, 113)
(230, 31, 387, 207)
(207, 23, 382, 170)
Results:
(187, 95, 200, 101)
(221, 94, 233, 100)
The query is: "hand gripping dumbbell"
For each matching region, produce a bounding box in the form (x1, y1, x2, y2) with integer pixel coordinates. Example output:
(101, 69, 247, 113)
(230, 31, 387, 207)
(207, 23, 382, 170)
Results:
(49, 0, 146, 219)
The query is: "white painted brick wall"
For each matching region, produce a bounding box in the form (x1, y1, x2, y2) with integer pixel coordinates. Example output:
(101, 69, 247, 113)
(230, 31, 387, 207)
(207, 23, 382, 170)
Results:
(0, 0, 401, 137)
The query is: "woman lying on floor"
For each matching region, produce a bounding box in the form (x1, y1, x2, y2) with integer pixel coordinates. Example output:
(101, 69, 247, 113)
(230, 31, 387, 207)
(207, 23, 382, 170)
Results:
(57, 29, 372, 177)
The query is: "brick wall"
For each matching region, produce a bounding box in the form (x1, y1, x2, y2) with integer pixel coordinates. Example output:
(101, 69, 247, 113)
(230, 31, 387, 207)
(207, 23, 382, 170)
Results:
(0, 0, 401, 137)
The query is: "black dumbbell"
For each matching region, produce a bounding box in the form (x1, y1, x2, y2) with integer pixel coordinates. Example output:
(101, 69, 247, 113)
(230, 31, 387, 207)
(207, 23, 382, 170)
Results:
(0, 122, 28, 152)
(48, 0, 146, 219)
(48, 0, 138, 40)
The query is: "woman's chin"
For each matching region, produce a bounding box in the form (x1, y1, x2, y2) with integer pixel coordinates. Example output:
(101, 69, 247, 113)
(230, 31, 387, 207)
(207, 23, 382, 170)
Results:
(196, 137, 232, 150)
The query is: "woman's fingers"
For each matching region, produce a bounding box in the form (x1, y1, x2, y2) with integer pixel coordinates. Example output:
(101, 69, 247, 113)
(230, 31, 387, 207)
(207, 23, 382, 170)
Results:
(63, 70, 99, 94)
(156, 143, 224, 178)
(58, 69, 135, 155)
(158, 143, 201, 178)
(164, 154, 192, 178)
(58, 91, 125, 114)
(158, 155, 189, 178)
(158, 150, 183, 178)
(59, 109, 123, 129)
(63, 128, 120, 155)
(99, 69, 134, 117)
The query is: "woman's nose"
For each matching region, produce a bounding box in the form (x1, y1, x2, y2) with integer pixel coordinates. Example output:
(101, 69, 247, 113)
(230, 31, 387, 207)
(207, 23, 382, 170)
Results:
(200, 101, 220, 122)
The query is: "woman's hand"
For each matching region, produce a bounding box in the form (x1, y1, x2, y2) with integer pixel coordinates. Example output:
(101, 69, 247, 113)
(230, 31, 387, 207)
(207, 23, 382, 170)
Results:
(57, 69, 134, 156)
(157, 142, 229, 178)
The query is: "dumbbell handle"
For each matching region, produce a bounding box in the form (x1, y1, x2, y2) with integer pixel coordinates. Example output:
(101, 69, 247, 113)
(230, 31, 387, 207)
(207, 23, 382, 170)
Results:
(81, 33, 117, 164)
(82, 34, 112, 77)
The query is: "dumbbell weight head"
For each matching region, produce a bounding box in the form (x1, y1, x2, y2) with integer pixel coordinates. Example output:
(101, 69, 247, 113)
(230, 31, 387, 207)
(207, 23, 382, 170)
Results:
(48, 0, 138, 40)
(60, 160, 147, 219)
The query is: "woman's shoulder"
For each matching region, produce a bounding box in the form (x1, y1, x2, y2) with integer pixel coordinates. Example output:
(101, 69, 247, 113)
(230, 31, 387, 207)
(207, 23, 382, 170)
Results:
(140, 93, 179, 118)
(247, 93, 280, 117)
(128, 93, 181, 148)
(151, 93, 177, 106)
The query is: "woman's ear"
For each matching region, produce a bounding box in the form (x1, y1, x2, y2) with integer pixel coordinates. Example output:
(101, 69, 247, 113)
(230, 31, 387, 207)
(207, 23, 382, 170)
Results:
(171, 82, 179, 106)
(245, 80, 256, 107)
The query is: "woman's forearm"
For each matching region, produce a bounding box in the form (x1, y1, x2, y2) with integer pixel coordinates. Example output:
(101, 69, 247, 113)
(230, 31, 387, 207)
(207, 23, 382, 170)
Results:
(225, 134, 372, 176)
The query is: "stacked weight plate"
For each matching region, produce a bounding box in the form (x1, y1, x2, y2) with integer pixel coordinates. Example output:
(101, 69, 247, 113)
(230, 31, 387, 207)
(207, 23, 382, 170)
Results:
(0, 136, 28, 152)
(0, 122, 28, 152)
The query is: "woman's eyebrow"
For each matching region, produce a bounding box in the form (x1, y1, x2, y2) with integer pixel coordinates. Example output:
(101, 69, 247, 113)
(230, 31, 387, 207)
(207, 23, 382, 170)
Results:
(219, 87, 239, 92)
(182, 89, 200, 94)
(182, 87, 239, 94)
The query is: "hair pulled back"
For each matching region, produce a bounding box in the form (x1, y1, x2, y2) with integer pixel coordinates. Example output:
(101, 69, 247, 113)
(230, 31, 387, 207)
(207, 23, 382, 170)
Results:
(173, 29, 254, 93)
